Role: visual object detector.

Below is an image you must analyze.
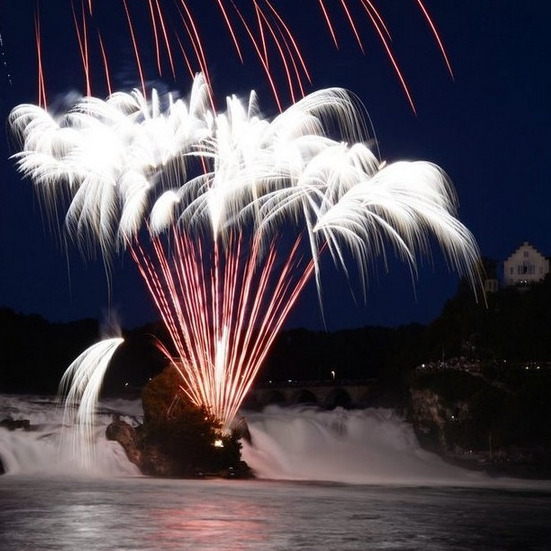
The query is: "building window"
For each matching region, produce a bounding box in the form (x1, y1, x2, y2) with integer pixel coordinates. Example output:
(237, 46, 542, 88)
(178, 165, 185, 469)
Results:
(524, 251, 529, 258)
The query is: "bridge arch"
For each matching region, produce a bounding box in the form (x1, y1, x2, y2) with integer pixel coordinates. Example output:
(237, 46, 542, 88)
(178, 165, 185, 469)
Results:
(323, 387, 352, 409)
(246, 379, 376, 409)
(264, 389, 286, 405)
(292, 389, 318, 405)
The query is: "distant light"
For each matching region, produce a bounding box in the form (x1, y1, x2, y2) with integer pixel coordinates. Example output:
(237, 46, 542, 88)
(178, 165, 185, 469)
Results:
(214, 439, 224, 448)
(288, 379, 292, 383)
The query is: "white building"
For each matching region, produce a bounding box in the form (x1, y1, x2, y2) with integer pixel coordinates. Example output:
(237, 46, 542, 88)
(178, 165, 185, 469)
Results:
(503, 242, 549, 287)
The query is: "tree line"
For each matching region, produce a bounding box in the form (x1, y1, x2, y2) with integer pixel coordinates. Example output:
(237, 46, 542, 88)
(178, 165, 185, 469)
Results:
(2, 273, 551, 396)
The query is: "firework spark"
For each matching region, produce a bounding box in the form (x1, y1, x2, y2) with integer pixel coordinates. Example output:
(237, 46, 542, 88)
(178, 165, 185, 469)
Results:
(58, 337, 124, 467)
(29, 0, 450, 110)
(10, 75, 480, 429)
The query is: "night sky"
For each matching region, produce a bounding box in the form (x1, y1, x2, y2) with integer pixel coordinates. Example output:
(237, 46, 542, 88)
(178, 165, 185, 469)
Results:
(0, 1, 549, 331)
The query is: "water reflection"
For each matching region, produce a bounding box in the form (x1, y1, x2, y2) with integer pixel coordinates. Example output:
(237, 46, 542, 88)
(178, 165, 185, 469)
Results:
(1, 476, 550, 551)
(148, 499, 269, 550)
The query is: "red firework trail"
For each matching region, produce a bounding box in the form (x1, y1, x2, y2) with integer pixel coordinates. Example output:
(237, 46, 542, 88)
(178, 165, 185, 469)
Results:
(130, 230, 315, 428)
(30, 0, 451, 111)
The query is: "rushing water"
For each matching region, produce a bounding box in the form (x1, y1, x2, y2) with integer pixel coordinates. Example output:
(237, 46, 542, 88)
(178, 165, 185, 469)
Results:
(241, 406, 487, 485)
(1, 395, 551, 550)
(0, 394, 141, 476)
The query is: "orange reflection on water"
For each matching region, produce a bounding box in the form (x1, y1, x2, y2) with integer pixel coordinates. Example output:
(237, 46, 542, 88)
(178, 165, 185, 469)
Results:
(146, 490, 273, 550)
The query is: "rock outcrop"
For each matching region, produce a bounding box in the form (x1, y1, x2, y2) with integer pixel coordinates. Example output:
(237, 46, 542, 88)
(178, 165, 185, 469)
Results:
(0, 418, 31, 431)
(106, 415, 252, 478)
(105, 415, 144, 468)
(408, 364, 551, 477)
(105, 416, 176, 476)
(106, 366, 253, 478)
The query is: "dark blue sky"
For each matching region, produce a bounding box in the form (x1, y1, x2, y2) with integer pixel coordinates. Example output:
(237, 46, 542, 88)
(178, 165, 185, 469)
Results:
(0, 1, 549, 331)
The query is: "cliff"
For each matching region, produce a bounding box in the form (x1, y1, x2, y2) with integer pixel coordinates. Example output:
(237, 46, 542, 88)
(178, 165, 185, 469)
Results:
(408, 361, 551, 478)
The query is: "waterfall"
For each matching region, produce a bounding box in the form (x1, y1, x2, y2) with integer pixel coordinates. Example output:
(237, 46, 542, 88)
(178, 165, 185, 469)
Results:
(241, 405, 486, 485)
(2, 395, 487, 484)
(0, 395, 141, 476)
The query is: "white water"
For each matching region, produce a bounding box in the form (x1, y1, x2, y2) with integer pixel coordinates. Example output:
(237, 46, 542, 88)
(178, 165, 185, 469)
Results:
(0, 395, 141, 476)
(241, 405, 486, 485)
(0, 394, 533, 486)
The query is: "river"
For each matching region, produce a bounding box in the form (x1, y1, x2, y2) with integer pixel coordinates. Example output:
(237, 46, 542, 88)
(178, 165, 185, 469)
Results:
(1, 395, 550, 550)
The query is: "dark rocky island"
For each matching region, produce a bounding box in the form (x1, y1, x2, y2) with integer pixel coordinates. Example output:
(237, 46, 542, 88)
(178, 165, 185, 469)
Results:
(105, 365, 252, 478)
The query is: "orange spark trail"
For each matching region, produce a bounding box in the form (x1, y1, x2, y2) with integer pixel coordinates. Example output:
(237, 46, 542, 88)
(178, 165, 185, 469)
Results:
(149, 0, 177, 79)
(131, 228, 316, 429)
(71, 1, 92, 96)
(414, 0, 454, 79)
(175, 1, 213, 94)
(229, 1, 311, 109)
(263, 0, 311, 84)
(317, 0, 340, 49)
(215, 0, 245, 63)
(175, 34, 199, 82)
(361, 1, 417, 114)
(30, 0, 452, 112)
(247, 3, 311, 105)
(358, 0, 391, 39)
(253, 1, 269, 67)
(147, 0, 162, 74)
(338, 0, 365, 53)
(121, 0, 146, 97)
(34, 13, 46, 108)
(229, 5, 287, 109)
(97, 32, 112, 96)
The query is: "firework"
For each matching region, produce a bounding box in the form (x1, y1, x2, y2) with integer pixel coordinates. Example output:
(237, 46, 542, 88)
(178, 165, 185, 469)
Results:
(10, 75, 480, 428)
(57, 337, 124, 466)
(28, 0, 450, 111)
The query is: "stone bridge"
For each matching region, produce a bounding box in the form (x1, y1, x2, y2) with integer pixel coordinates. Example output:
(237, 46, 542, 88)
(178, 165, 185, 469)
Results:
(244, 379, 377, 409)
